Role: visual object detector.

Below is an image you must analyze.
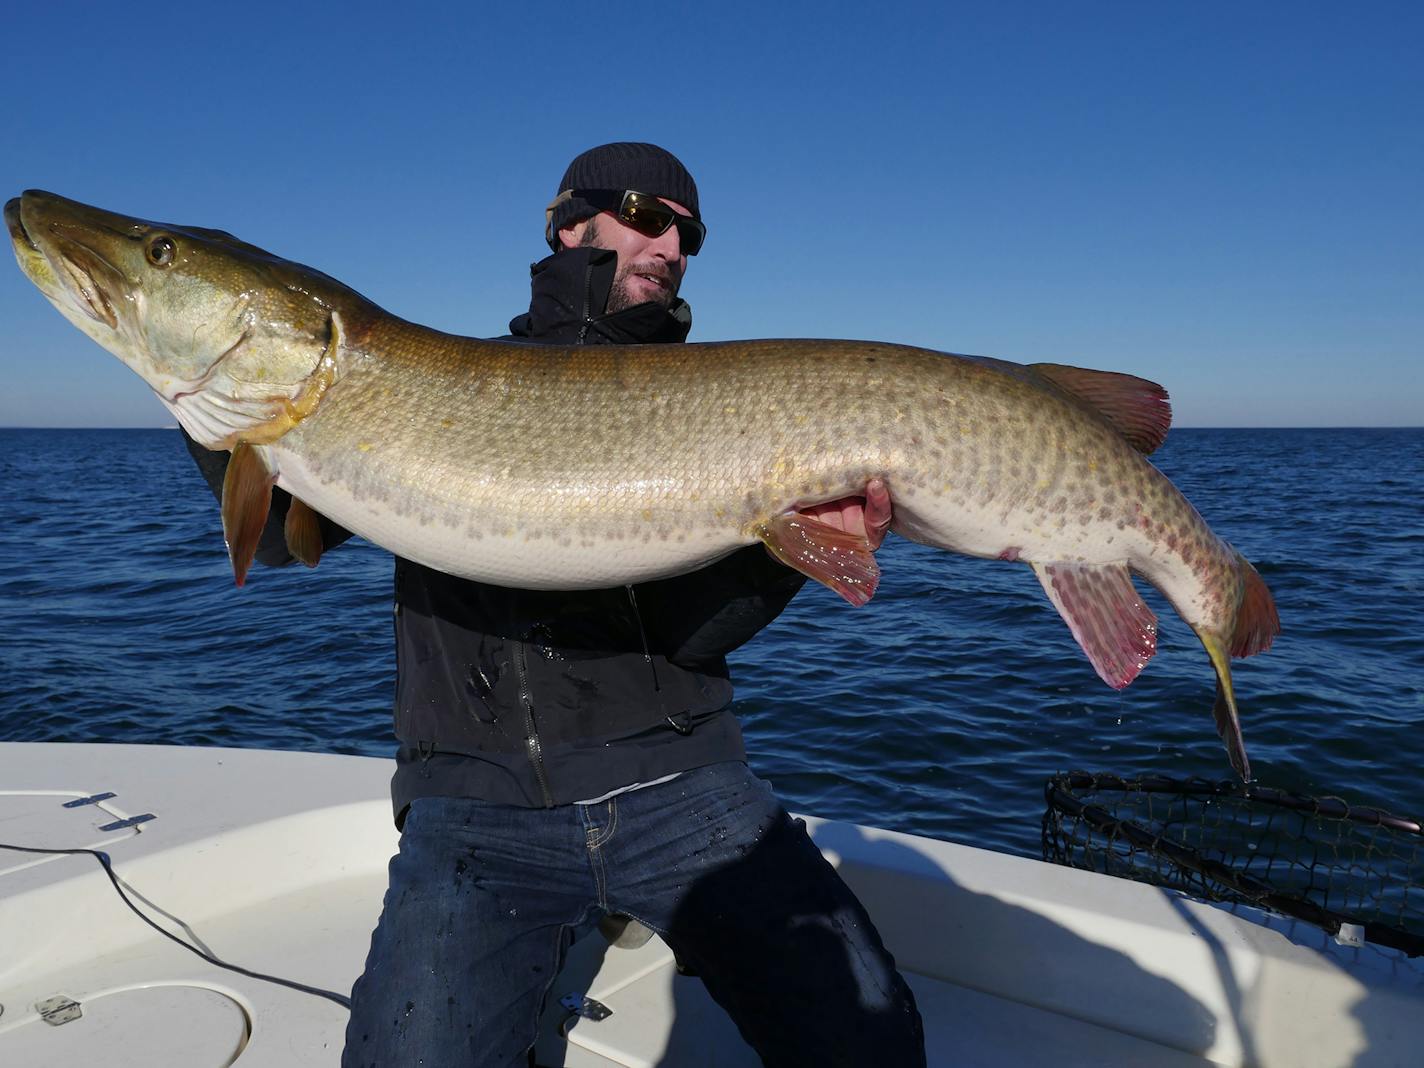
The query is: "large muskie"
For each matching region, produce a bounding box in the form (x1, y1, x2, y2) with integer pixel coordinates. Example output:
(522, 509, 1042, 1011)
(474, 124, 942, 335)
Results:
(7, 190, 1278, 779)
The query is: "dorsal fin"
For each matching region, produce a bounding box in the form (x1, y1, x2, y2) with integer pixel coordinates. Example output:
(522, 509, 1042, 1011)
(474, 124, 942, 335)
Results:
(1029, 363, 1172, 454)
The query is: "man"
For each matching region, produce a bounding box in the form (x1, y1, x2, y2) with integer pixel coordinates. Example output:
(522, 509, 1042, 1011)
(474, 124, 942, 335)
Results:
(193, 143, 923, 1066)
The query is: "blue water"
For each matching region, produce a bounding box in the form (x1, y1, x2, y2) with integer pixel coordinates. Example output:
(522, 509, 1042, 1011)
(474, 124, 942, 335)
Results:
(1, 427, 1420, 858)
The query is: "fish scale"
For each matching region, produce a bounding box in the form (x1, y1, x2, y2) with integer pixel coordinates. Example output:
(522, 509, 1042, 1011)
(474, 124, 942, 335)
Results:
(290, 335, 1121, 587)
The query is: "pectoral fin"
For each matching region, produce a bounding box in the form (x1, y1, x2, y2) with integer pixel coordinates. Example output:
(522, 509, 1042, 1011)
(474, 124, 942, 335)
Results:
(757, 513, 879, 606)
(284, 497, 324, 568)
(220, 441, 277, 587)
(1032, 562, 1158, 688)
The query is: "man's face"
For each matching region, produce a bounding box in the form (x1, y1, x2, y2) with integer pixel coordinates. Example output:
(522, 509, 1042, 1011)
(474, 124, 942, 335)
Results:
(559, 196, 692, 313)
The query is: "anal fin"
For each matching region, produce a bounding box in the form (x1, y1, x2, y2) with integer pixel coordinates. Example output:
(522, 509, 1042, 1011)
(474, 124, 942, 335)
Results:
(1032, 561, 1158, 688)
(757, 513, 879, 606)
(284, 497, 324, 568)
(220, 442, 277, 587)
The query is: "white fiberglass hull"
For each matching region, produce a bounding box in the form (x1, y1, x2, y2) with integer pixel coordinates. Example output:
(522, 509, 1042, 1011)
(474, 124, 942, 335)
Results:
(0, 743, 1417, 1067)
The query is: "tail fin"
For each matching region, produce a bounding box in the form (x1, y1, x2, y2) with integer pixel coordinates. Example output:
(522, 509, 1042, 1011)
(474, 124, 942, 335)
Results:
(1211, 675, 1251, 783)
(1194, 551, 1278, 783)
(1230, 552, 1280, 658)
(1197, 630, 1252, 782)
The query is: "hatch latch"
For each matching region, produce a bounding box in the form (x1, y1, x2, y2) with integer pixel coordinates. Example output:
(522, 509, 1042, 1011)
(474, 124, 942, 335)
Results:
(37, 995, 82, 1026)
(557, 992, 612, 1035)
(100, 814, 157, 832)
(62, 792, 117, 808)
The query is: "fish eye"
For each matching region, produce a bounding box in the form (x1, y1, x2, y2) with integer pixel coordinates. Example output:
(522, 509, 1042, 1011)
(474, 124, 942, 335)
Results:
(147, 236, 176, 268)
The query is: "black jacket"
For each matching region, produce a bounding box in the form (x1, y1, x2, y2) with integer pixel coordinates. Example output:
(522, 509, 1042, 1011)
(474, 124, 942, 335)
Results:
(185, 248, 805, 820)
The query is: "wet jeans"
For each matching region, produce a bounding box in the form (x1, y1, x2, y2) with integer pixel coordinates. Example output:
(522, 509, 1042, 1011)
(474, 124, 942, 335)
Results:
(342, 761, 924, 1067)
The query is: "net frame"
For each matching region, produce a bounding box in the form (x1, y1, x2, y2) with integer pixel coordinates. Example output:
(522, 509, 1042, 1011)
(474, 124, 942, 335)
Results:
(1042, 771, 1424, 957)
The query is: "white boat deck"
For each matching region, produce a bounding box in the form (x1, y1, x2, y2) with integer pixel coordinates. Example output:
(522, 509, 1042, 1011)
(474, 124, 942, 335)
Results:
(0, 743, 1418, 1066)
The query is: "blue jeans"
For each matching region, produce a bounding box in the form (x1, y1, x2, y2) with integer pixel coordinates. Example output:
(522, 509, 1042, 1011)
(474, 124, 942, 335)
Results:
(343, 762, 924, 1067)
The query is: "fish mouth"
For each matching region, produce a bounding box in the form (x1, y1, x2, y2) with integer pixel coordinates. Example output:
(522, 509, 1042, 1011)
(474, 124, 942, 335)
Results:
(49, 231, 123, 329)
(5, 196, 37, 251)
(12, 191, 129, 330)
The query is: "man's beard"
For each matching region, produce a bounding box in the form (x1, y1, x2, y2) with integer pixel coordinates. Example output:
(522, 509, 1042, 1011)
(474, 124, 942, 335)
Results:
(579, 219, 680, 312)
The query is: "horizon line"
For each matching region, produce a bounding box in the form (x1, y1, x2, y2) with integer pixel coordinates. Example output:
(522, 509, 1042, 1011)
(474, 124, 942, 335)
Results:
(2, 423, 1421, 432)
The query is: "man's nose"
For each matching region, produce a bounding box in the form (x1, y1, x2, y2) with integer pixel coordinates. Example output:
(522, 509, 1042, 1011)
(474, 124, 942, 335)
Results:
(647, 222, 683, 260)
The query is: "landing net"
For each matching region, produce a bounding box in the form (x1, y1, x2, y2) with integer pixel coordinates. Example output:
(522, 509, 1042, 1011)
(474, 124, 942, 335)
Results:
(1042, 771, 1424, 957)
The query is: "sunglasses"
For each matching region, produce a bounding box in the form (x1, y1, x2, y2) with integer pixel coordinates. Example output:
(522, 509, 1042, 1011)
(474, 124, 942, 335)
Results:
(574, 189, 706, 255)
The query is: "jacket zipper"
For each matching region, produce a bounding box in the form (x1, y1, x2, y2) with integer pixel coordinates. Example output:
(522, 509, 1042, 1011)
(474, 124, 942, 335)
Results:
(514, 642, 556, 807)
(577, 260, 595, 344)
(520, 255, 591, 806)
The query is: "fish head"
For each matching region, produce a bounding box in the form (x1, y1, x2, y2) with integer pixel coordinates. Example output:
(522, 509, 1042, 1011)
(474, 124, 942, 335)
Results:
(7, 190, 362, 448)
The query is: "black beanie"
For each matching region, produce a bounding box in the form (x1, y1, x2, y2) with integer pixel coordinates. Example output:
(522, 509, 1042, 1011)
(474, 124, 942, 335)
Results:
(545, 142, 700, 250)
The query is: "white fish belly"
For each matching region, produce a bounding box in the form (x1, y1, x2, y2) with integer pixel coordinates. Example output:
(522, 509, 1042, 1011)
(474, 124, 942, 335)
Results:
(890, 486, 1128, 562)
(272, 448, 749, 588)
(892, 476, 1230, 631)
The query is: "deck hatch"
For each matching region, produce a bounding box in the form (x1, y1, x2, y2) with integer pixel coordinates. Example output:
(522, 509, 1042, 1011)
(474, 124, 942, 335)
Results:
(0, 791, 144, 877)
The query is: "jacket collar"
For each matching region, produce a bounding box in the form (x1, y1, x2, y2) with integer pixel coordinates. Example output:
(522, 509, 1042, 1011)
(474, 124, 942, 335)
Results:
(508, 248, 692, 345)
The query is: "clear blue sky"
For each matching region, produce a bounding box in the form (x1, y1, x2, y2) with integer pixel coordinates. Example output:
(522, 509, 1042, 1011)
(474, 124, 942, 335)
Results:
(2, 2, 1418, 427)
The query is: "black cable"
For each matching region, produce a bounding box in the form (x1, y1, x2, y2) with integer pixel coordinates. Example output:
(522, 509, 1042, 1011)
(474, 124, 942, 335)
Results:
(0, 841, 353, 1009)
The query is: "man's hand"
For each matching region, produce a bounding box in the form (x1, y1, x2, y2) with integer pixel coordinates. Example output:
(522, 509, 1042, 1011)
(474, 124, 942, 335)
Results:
(795, 478, 892, 550)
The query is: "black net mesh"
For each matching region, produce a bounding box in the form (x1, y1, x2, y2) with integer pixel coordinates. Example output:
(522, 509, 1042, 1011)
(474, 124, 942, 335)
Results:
(1042, 772, 1424, 957)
